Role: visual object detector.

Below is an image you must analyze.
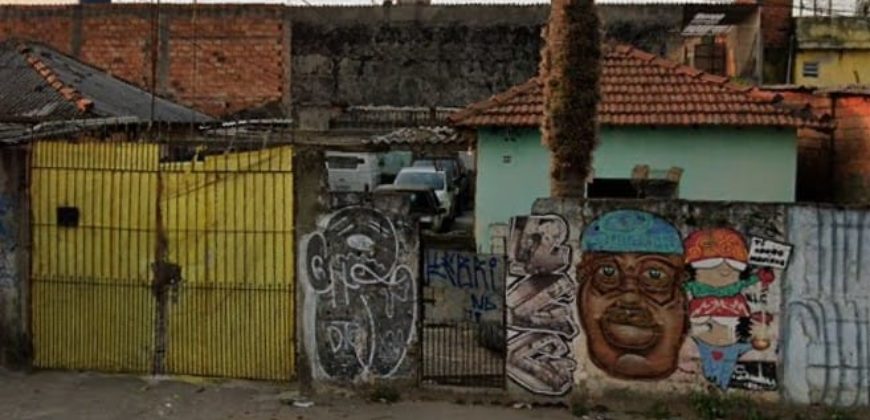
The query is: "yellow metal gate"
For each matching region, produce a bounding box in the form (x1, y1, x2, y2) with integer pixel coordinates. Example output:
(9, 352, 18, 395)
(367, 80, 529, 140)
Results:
(31, 141, 295, 380)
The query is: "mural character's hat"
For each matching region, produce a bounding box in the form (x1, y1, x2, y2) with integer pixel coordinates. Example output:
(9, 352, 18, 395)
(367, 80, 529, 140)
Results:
(580, 210, 683, 255)
(683, 228, 749, 271)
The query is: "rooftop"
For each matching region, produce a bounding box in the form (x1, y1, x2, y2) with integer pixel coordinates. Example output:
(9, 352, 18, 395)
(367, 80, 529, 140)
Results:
(450, 43, 830, 130)
(0, 41, 213, 123)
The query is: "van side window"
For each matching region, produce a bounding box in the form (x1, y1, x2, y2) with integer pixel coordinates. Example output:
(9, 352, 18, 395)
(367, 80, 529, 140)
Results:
(327, 156, 364, 169)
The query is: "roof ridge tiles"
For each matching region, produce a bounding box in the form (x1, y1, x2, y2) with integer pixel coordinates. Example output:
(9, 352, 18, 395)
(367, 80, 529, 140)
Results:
(18, 42, 93, 113)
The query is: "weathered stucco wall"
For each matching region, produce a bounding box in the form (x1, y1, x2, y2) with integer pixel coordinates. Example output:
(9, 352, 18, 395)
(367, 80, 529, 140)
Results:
(782, 206, 870, 407)
(506, 199, 787, 398)
(502, 198, 870, 407)
(0, 148, 29, 368)
(299, 196, 420, 384)
(424, 248, 504, 324)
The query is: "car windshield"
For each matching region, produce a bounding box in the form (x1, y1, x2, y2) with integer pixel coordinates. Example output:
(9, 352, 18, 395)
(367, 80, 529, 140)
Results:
(395, 171, 444, 190)
(413, 159, 456, 174)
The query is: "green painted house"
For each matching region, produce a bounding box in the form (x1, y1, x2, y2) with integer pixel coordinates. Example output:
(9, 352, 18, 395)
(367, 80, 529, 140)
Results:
(450, 44, 829, 252)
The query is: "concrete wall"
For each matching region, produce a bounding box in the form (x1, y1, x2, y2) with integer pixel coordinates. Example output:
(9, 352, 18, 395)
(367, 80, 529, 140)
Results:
(475, 126, 799, 252)
(502, 198, 870, 407)
(795, 17, 870, 87)
(298, 194, 420, 384)
(424, 248, 504, 324)
(782, 206, 870, 407)
(507, 199, 787, 397)
(0, 148, 29, 368)
(794, 50, 870, 86)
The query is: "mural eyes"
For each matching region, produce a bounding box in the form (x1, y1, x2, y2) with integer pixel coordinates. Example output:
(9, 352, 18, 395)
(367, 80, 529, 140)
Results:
(593, 264, 621, 291)
(641, 266, 672, 288)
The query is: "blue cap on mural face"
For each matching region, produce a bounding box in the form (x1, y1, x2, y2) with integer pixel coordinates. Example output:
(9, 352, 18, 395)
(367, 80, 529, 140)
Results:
(581, 210, 683, 255)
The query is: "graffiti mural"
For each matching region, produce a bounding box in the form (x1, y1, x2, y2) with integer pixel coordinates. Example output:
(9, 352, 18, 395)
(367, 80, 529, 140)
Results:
(576, 209, 688, 380)
(424, 249, 503, 323)
(683, 228, 787, 390)
(0, 195, 16, 289)
(301, 206, 417, 380)
(506, 215, 577, 395)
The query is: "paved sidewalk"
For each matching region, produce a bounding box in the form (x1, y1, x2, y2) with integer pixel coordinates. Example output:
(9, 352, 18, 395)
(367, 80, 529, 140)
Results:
(0, 370, 578, 420)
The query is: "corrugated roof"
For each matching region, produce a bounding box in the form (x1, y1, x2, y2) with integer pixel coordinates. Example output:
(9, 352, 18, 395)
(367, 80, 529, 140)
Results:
(363, 126, 465, 146)
(450, 43, 830, 130)
(0, 41, 213, 123)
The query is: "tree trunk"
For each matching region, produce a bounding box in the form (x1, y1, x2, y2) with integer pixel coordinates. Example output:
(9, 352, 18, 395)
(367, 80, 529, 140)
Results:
(541, 0, 601, 198)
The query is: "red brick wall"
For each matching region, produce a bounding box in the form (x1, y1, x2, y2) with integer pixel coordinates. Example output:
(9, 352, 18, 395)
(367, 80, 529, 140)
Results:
(762, 0, 793, 49)
(0, 8, 73, 54)
(832, 96, 870, 204)
(168, 14, 284, 116)
(80, 12, 153, 89)
(0, 6, 287, 118)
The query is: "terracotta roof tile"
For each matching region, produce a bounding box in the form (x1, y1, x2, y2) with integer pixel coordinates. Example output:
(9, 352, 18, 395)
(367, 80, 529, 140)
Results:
(450, 43, 830, 130)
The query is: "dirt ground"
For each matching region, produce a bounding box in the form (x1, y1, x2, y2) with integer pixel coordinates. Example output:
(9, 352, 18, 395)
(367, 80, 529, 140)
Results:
(3, 369, 868, 420)
(0, 369, 584, 420)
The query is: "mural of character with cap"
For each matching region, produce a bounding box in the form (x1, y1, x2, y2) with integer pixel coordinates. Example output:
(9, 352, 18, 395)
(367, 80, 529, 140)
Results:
(577, 209, 688, 379)
(682, 228, 775, 390)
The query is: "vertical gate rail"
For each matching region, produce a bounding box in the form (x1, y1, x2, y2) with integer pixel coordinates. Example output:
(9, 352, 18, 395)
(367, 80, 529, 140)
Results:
(159, 140, 295, 381)
(30, 139, 296, 380)
(31, 142, 159, 373)
(420, 247, 506, 388)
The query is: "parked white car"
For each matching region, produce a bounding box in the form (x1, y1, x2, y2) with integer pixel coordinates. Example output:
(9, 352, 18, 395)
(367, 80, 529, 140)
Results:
(325, 151, 382, 192)
(393, 167, 455, 220)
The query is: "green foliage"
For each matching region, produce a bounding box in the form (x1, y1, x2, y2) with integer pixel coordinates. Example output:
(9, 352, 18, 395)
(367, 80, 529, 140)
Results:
(369, 385, 400, 404)
(689, 392, 782, 420)
(690, 391, 734, 420)
(824, 408, 856, 420)
(541, 0, 601, 197)
(645, 401, 672, 419)
(571, 401, 589, 418)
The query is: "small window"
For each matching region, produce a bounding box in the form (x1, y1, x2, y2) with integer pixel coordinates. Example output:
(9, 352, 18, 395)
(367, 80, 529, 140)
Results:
(803, 62, 820, 78)
(587, 179, 638, 198)
(57, 206, 80, 227)
(326, 156, 364, 169)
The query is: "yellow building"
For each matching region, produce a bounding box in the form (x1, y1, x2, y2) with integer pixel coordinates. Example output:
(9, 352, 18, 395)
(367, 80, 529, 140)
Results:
(794, 17, 870, 87)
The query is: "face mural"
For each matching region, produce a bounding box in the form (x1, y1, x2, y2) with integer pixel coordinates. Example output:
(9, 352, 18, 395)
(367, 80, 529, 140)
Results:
(577, 210, 687, 379)
(683, 228, 784, 390)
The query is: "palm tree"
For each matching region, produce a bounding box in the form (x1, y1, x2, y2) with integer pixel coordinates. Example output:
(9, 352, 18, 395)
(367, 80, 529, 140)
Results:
(541, 0, 601, 198)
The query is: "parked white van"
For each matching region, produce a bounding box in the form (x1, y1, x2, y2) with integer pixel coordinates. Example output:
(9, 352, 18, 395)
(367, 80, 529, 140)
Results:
(325, 152, 382, 192)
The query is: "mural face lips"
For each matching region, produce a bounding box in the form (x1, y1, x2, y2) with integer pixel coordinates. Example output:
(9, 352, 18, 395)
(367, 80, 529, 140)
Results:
(600, 303, 661, 351)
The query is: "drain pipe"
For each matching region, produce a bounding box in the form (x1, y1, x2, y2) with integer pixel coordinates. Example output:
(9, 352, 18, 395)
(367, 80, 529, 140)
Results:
(786, 32, 795, 84)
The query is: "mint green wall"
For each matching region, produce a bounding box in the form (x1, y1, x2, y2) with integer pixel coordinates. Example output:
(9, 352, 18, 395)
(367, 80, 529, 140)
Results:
(474, 126, 797, 252)
(475, 128, 551, 253)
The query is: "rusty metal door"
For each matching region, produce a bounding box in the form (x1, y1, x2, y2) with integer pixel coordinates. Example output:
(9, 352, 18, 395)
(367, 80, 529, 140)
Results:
(30, 141, 295, 380)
